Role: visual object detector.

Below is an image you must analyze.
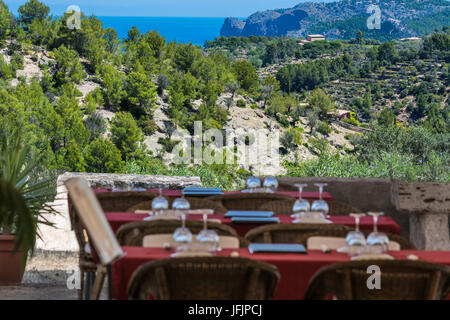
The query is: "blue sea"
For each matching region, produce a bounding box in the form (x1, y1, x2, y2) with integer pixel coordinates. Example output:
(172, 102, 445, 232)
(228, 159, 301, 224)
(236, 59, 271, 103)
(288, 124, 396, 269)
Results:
(98, 17, 227, 46)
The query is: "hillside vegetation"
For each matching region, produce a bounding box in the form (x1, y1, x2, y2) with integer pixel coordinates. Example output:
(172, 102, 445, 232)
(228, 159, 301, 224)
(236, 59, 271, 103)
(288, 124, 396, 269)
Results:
(0, 0, 449, 189)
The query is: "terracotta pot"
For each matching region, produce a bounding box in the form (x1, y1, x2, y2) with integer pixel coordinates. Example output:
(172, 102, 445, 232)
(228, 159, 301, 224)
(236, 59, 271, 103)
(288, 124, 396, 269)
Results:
(0, 235, 25, 285)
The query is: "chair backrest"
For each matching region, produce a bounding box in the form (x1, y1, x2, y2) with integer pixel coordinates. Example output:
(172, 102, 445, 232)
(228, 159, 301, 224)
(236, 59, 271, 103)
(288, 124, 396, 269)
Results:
(143, 234, 240, 249)
(206, 193, 295, 211)
(127, 257, 280, 299)
(304, 260, 450, 300)
(306, 236, 401, 251)
(127, 197, 228, 214)
(244, 224, 353, 245)
(301, 228, 415, 250)
(258, 199, 295, 215)
(327, 201, 362, 215)
(96, 191, 159, 212)
(258, 200, 362, 216)
(116, 220, 249, 247)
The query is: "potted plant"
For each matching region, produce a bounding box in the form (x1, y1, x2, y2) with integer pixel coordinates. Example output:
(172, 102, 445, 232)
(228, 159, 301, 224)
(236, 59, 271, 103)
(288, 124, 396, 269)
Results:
(0, 128, 57, 284)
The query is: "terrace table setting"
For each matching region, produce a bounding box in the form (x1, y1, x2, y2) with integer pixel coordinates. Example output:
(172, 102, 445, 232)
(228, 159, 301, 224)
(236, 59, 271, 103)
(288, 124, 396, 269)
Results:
(105, 212, 402, 236)
(112, 247, 450, 300)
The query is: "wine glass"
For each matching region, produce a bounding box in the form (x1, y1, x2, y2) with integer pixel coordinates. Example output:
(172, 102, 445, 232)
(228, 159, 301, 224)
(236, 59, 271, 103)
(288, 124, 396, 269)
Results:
(344, 213, 367, 256)
(172, 214, 192, 252)
(172, 193, 191, 218)
(311, 183, 329, 219)
(245, 176, 261, 193)
(151, 188, 168, 216)
(263, 176, 278, 192)
(291, 184, 311, 222)
(196, 214, 220, 252)
(367, 212, 390, 254)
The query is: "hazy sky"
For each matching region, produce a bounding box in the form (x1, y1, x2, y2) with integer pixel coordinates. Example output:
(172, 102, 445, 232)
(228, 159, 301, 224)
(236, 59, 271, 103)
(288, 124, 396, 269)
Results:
(3, 0, 317, 17)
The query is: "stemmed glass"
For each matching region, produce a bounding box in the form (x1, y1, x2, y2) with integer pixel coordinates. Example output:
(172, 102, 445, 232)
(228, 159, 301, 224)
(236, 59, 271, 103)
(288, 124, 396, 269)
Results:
(344, 213, 367, 256)
(246, 176, 261, 193)
(196, 213, 220, 252)
(172, 214, 192, 252)
(291, 184, 310, 221)
(172, 193, 191, 218)
(151, 188, 169, 216)
(263, 176, 278, 193)
(311, 183, 329, 219)
(367, 212, 390, 254)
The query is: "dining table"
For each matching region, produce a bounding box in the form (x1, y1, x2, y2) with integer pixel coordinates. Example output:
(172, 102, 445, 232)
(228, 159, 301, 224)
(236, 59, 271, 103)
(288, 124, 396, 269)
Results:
(105, 212, 402, 236)
(112, 247, 450, 300)
(94, 188, 335, 201)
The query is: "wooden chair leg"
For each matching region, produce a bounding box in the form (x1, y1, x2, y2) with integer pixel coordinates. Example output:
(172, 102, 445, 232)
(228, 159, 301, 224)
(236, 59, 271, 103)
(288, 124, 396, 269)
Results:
(78, 269, 84, 300)
(90, 265, 107, 300)
(84, 272, 92, 300)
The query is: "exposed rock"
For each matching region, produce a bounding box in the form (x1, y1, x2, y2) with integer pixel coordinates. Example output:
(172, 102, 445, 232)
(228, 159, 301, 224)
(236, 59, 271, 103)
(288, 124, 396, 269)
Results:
(220, 17, 245, 37)
(76, 81, 100, 99)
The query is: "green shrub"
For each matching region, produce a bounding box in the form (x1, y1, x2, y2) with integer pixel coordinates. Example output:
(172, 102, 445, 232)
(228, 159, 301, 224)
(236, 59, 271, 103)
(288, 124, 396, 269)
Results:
(250, 103, 258, 109)
(236, 99, 246, 108)
(11, 54, 24, 70)
(281, 128, 303, 150)
(317, 121, 332, 135)
(342, 117, 360, 126)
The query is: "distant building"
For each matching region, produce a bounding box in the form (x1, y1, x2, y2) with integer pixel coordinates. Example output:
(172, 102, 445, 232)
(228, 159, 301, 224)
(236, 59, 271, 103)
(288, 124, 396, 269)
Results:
(307, 34, 325, 42)
(400, 37, 421, 41)
(298, 34, 325, 46)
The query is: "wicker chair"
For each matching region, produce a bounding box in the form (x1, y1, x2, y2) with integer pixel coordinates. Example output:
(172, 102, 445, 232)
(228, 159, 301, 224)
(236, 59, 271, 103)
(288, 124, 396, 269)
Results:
(68, 200, 98, 300)
(206, 193, 295, 211)
(96, 191, 159, 212)
(127, 197, 228, 214)
(327, 201, 362, 215)
(259, 200, 361, 216)
(244, 224, 353, 245)
(304, 260, 450, 300)
(298, 229, 416, 250)
(127, 257, 280, 300)
(116, 220, 250, 247)
(258, 199, 295, 215)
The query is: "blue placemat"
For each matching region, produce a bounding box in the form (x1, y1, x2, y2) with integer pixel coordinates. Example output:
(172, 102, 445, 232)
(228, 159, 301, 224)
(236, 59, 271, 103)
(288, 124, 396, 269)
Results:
(231, 217, 280, 224)
(183, 187, 223, 195)
(225, 210, 274, 218)
(248, 243, 307, 254)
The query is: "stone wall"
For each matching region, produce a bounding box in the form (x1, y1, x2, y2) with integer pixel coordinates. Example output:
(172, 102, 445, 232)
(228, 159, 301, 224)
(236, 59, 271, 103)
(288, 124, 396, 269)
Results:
(36, 173, 202, 252)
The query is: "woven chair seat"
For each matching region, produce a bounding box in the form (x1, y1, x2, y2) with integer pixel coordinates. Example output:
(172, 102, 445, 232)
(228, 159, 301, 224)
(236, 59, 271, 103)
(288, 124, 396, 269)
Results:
(304, 260, 450, 300)
(206, 193, 295, 211)
(244, 224, 353, 245)
(116, 220, 249, 248)
(127, 257, 280, 300)
(127, 197, 227, 214)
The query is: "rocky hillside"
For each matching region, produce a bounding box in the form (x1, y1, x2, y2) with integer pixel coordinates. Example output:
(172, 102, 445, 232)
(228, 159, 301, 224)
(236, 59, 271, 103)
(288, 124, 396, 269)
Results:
(220, 0, 450, 41)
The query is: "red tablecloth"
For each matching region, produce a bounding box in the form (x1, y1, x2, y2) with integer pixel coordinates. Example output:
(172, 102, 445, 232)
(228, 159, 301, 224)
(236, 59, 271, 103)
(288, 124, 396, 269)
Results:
(94, 188, 334, 201)
(105, 212, 402, 236)
(112, 247, 450, 300)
